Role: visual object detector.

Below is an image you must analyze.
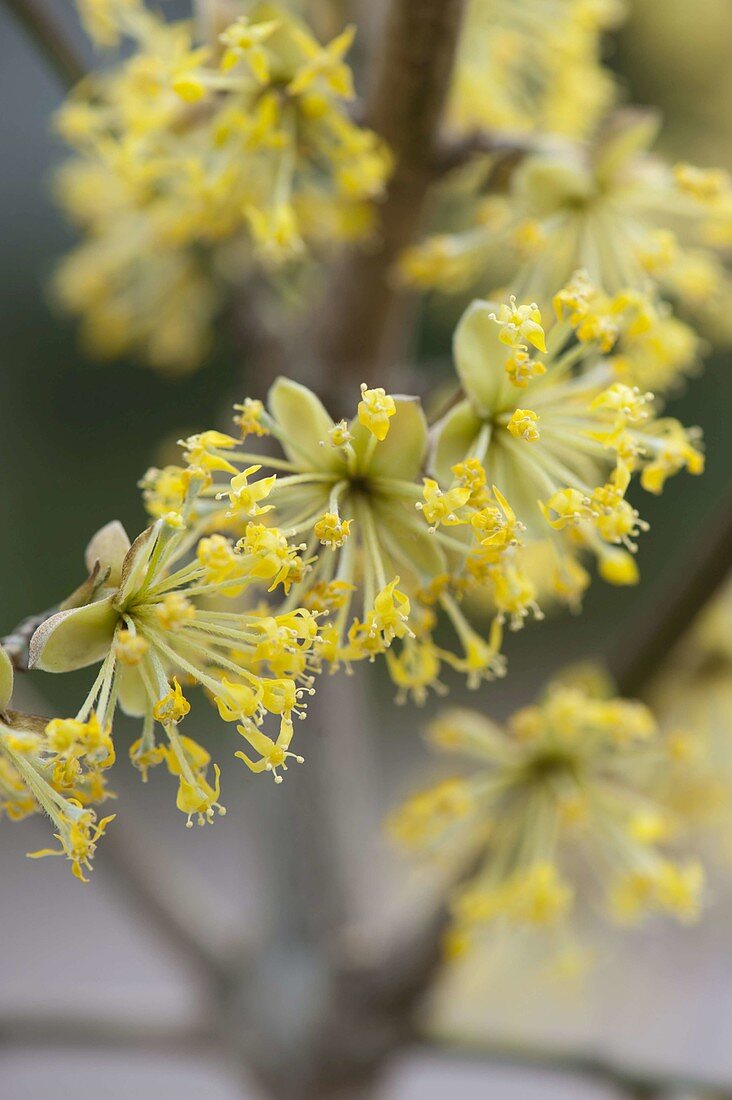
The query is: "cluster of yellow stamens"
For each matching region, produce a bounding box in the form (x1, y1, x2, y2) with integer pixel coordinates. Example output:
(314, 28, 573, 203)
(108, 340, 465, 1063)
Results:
(389, 676, 705, 962)
(53, 0, 391, 370)
(23, 469, 319, 840)
(400, 112, 732, 393)
(0, 648, 116, 880)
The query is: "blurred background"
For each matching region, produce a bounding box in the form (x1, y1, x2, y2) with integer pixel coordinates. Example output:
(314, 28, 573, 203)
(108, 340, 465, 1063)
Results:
(0, 2, 731, 1097)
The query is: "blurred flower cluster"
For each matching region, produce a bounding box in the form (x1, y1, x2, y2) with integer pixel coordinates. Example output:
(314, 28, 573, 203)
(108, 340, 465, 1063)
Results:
(390, 673, 704, 964)
(449, 0, 624, 139)
(401, 113, 732, 377)
(53, 0, 391, 369)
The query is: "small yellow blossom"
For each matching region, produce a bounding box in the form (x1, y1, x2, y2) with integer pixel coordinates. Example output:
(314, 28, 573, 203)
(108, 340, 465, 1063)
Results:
(328, 420, 353, 448)
(224, 466, 277, 517)
(314, 512, 352, 549)
(417, 479, 471, 529)
(114, 629, 149, 665)
(507, 408, 540, 441)
(153, 678, 191, 724)
(234, 398, 269, 438)
(357, 384, 397, 441)
(491, 297, 547, 352)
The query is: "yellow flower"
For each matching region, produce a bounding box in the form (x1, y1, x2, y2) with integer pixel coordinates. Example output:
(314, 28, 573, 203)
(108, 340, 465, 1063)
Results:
(27, 499, 318, 823)
(404, 111, 730, 385)
(389, 675, 704, 960)
(506, 408, 540, 442)
(314, 512, 353, 549)
(357, 385, 397, 441)
(27, 808, 116, 883)
(235, 715, 304, 784)
(0, 646, 115, 880)
(430, 278, 703, 612)
(161, 378, 508, 699)
(54, 2, 391, 370)
(449, 0, 624, 139)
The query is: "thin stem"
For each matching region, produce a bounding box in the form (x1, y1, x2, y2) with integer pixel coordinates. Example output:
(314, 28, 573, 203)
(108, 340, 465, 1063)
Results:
(433, 128, 539, 176)
(421, 1034, 732, 1099)
(1, 605, 57, 672)
(100, 823, 240, 997)
(0, 1012, 216, 1053)
(2, 0, 87, 88)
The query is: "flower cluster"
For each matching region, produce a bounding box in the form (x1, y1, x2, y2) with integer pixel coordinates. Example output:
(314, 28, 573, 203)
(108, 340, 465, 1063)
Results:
(138, 278, 702, 705)
(53, 0, 391, 369)
(20, 466, 319, 854)
(648, 579, 732, 855)
(401, 113, 732, 390)
(389, 675, 705, 962)
(431, 276, 704, 608)
(450, 0, 624, 139)
(0, 646, 116, 881)
(142, 380, 508, 703)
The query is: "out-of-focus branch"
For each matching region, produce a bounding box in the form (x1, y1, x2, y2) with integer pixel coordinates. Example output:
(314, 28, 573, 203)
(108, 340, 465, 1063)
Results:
(421, 1034, 732, 1099)
(609, 485, 732, 697)
(433, 129, 539, 177)
(0, 1012, 216, 1052)
(316, 0, 467, 390)
(101, 824, 240, 997)
(7, 675, 239, 1000)
(2, 0, 87, 88)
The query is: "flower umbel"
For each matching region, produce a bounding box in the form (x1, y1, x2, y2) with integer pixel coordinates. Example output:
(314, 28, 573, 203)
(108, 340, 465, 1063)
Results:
(28, 494, 318, 824)
(401, 111, 730, 388)
(0, 644, 115, 880)
(54, 1, 392, 369)
(150, 378, 507, 702)
(389, 675, 705, 961)
(429, 276, 703, 607)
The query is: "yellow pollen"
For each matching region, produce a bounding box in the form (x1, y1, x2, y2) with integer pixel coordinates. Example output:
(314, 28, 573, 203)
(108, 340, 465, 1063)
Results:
(507, 409, 540, 442)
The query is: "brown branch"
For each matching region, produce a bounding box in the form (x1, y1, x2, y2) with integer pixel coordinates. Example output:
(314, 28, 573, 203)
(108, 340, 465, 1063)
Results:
(2, 0, 87, 88)
(609, 485, 732, 697)
(422, 1034, 732, 1099)
(433, 129, 539, 177)
(100, 823, 242, 998)
(0, 1012, 216, 1053)
(2, 607, 57, 672)
(315, 0, 467, 392)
